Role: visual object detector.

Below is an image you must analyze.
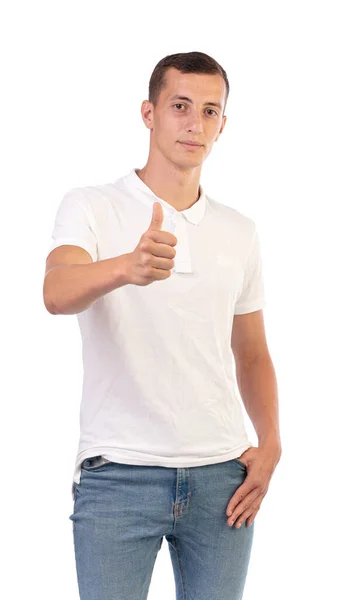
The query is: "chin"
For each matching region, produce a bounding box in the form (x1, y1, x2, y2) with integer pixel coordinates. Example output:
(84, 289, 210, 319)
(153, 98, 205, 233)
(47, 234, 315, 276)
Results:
(175, 150, 204, 164)
(175, 159, 203, 170)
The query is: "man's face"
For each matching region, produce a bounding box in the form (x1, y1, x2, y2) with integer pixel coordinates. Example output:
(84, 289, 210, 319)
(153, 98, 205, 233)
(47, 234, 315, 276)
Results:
(142, 67, 227, 168)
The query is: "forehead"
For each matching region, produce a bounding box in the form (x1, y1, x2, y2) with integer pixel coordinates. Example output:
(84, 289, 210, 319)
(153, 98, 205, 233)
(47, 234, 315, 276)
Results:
(161, 68, 226, 105)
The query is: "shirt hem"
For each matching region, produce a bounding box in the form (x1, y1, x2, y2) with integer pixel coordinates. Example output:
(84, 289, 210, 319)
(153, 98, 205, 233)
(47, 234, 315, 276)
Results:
(234, 298, 266, 314)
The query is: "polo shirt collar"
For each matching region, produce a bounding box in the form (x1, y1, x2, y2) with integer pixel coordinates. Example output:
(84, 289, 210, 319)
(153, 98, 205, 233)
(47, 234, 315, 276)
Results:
(125, 168, 207, 225)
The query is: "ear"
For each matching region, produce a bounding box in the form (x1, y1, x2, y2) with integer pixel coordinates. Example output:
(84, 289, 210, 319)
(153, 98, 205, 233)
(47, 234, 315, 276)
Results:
(141, 99, 155, 131)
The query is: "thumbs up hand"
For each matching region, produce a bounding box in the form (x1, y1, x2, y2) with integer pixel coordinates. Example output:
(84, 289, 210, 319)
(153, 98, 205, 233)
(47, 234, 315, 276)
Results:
(125, 202, 177, 286)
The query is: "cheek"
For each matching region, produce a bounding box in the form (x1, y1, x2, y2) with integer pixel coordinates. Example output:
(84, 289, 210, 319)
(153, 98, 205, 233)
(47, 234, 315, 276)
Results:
(155, 118, 179, 145)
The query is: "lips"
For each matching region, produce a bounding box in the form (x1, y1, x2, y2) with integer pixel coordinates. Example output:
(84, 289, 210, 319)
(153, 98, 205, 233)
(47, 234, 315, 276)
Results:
(180, 141, 203, 147)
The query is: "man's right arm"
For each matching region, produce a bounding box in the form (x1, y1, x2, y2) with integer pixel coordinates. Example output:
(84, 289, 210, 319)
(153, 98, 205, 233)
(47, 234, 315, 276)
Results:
(43, 245, 130, 315)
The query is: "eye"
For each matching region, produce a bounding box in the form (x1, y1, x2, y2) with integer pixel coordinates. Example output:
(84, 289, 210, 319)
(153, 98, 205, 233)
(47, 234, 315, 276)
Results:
(173, 104, 218, 116)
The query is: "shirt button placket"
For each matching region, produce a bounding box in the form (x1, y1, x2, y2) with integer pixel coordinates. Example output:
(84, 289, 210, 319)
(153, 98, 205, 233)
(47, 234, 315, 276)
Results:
(172, 213, 192, 274)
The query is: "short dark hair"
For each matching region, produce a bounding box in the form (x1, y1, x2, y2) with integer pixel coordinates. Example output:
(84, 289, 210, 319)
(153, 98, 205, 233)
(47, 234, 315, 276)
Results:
(148, 51, 229, 113)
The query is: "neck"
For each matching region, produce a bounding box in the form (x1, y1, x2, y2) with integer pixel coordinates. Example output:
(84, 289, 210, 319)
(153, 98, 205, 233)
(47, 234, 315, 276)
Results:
(136, 156, 202, 211)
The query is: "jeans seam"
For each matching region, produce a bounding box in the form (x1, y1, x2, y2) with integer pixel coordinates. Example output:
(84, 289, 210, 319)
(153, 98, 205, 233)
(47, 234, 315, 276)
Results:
(173, 536, 187, 600)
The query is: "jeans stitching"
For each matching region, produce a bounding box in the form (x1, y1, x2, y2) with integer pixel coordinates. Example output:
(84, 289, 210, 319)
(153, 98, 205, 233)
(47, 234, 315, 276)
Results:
(173, 536, 187, 600)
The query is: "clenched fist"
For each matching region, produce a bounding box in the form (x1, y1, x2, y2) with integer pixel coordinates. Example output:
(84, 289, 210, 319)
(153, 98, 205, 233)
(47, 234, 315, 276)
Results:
(125, 202, 177, 286)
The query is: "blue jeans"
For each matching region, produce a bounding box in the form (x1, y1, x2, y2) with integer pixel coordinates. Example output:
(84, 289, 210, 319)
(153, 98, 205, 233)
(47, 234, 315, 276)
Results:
(69, 455, 254, 600)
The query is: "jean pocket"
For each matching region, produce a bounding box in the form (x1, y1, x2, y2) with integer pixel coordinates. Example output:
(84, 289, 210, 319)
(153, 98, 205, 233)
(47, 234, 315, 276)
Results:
(71, 480, 79, 503)
(232, 458, 247, 470)
(81, 455, 112, 471)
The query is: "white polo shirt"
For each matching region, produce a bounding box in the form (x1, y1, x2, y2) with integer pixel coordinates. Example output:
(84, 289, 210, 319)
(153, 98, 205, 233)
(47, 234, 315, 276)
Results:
(48, 168, 266, 500)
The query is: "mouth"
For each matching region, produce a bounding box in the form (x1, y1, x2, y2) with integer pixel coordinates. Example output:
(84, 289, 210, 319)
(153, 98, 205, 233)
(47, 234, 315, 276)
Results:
(179, 142, 204, 149)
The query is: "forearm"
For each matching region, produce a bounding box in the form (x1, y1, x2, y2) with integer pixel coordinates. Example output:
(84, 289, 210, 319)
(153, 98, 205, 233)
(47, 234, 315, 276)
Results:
(235, 354, 281, 451)
(44, 253, 130, 315)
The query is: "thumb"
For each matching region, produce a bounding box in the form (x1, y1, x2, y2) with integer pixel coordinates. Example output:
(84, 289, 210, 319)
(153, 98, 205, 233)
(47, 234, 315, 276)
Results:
(147, 201, 164, 231)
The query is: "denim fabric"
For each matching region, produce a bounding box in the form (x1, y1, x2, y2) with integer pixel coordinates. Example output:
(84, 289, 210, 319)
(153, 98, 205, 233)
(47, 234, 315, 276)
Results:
(69, 456, 254, 600)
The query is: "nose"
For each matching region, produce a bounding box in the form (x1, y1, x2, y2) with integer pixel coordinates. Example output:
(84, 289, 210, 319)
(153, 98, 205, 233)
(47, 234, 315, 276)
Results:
(185, 112, 204, 134)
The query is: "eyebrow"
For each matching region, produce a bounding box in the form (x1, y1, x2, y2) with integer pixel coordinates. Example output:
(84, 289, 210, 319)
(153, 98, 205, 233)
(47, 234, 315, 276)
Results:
(168, 94, 223, 111)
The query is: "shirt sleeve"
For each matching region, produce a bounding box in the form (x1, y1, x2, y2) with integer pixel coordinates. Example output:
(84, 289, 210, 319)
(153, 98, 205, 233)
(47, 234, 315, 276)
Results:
(48, 188, 98, 262)
(234, 224, 266, 314)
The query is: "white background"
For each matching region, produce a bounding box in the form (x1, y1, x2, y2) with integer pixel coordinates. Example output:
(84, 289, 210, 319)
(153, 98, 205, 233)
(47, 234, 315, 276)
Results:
(1, 1, 359, 598)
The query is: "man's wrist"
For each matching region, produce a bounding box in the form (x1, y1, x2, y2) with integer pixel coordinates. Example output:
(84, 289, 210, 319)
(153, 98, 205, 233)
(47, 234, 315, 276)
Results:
(258, 434, 282, 454)
(113, 253, 132, 287)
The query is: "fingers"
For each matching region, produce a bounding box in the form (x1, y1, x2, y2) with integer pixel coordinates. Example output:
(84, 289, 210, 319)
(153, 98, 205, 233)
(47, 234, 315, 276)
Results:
(146, 202, 178, 247)
(227, 487, 260, 526)
(128, 201, 178, 286)
(246, 507, 260, 527)
(147, 202, 164, 232)
(234, 505, 260, 529)
(226, 478, 256, 517)
(145, 238, 177, 260)
(145, 248, 176, 271)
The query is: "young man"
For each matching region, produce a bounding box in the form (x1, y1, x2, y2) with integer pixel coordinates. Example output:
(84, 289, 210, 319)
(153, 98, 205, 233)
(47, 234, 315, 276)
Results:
(44, 51, 281, 600)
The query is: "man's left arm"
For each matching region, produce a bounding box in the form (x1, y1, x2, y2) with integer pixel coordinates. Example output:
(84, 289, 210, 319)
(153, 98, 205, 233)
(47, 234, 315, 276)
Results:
(226, 309, 282, 528)
(231, 309, 281, 449)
